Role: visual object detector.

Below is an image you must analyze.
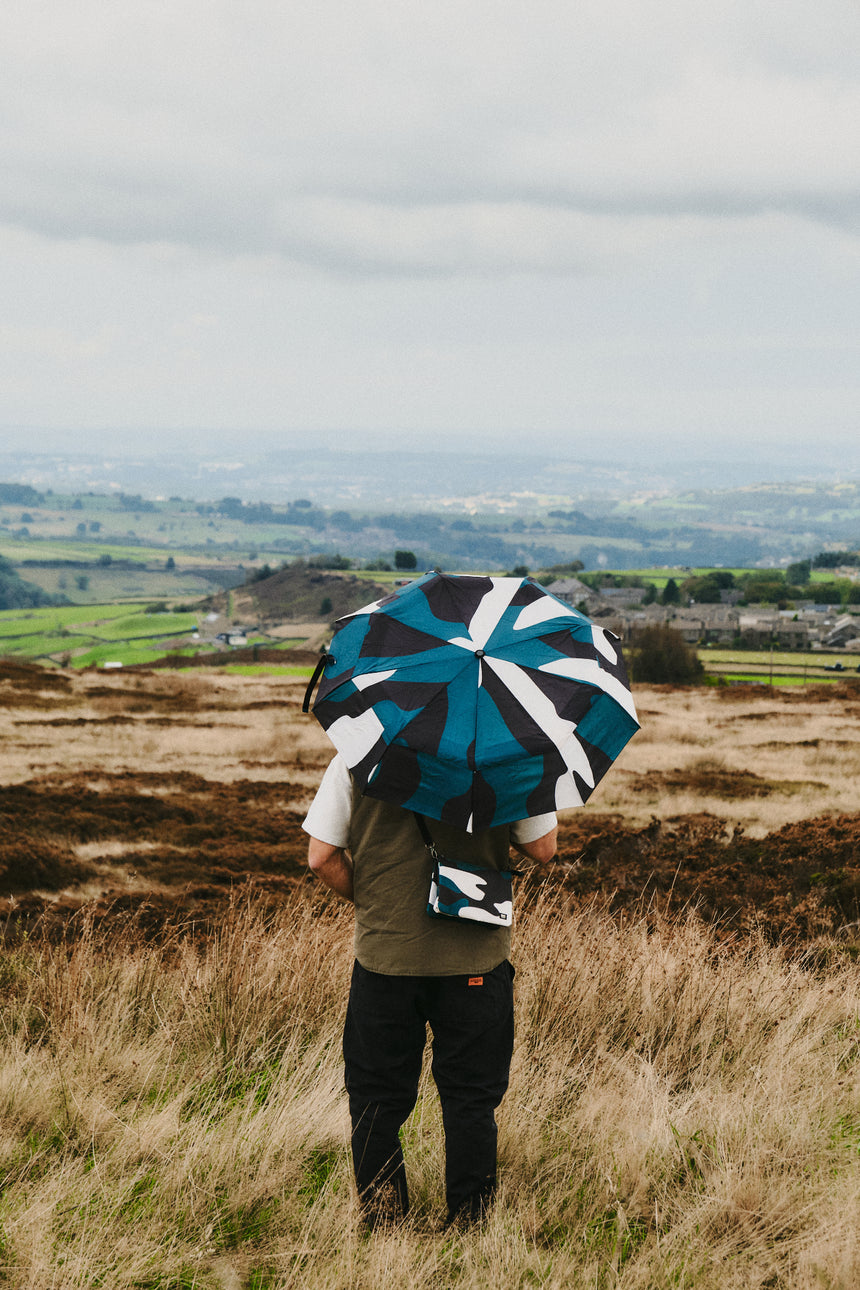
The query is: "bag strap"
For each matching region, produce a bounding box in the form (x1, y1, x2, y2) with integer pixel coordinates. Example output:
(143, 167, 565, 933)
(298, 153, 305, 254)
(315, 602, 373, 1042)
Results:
(302, 652, 335, 713)
(413, 811, 522, 876)
(412, 812, 442, 860)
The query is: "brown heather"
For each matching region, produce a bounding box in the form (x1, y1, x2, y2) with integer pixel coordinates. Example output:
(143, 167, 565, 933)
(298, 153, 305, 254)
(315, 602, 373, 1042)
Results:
(0, 662, 859, 1285)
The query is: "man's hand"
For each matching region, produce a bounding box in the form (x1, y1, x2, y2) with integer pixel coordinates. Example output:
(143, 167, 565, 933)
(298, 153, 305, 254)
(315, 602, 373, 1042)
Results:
(512, 826, 558, 867)
(308, 837, 355, 901)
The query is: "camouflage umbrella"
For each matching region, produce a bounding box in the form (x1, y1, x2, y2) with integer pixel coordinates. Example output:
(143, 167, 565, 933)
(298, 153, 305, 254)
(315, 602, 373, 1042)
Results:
(304, 571, 639, 832)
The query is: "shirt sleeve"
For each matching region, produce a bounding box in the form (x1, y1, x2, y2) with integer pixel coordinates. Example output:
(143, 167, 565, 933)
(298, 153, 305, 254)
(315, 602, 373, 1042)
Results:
(510, 812, 557, 845)
(302, 754, 353, 848)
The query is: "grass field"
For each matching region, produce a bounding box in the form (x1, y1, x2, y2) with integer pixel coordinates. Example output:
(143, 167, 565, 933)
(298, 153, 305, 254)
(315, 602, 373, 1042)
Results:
(0, 605, 202, 667)
(72, 642, 206, 668)
(699, 648, 860, 687)
(617, 568, 750, 587)
(0, 603, 313, 669)
(1, 666, 860, 1284)
(27, 566, 241, 603)
(703, 649, 860, 668)
(713, 673, 824, 687)
(93, 611, 200, 639)
(2, 892, 860, 1287)
(0, 512, 309, 562)
(0, 604, 139, 633)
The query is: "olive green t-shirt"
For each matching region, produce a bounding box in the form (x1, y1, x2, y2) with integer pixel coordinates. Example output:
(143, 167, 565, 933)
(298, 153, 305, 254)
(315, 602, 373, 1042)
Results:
(347, 782, 513, 976)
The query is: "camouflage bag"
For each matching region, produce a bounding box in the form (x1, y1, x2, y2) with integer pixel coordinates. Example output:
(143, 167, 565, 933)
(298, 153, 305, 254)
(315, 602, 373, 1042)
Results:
(414, 814, 515, 927)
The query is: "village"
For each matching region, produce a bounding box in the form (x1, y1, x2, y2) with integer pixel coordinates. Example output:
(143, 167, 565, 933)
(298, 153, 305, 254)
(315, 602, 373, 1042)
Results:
(548, 576, 860, 653)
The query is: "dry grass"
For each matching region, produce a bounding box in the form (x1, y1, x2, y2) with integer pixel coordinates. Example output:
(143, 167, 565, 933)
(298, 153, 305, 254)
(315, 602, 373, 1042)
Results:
(1, 892, 860, 1288)
(591, 689, 860, 836)
(3, 665, 860, 1284)
(0, 669, 329, 790)
(3, 671, 859, 836)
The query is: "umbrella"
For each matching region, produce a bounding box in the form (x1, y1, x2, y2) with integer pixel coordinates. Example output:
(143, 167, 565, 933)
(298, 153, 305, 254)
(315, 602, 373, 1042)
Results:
(305, 571, 639, 832)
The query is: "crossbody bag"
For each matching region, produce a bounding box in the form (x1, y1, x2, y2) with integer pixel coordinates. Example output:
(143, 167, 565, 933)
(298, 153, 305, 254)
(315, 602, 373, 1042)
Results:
(413, 813, 516, 928)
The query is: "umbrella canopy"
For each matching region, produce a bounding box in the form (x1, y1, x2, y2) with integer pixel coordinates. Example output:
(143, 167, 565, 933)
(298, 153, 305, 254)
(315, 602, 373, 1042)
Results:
(308, 571, 639, 832)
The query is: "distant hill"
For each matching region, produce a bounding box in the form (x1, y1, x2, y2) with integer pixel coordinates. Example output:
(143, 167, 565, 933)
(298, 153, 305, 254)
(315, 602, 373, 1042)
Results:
(219, 562, 390, 624)
(2, 458, 859, 575)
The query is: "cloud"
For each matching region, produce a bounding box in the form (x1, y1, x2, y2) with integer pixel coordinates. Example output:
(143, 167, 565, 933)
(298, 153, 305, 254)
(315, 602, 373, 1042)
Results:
(0, 1, 857, 450)
(2, 1, 859, 274)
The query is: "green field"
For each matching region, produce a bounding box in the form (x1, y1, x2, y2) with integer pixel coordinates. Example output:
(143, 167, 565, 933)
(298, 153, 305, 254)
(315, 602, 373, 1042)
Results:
(709, 672, 844, 687)
(25, 566, 239, 603)
(72, 643, 206, 668)
(702, 647, 860, 668)
(0, 603, 143, 634)
(0, 604, 201, 666)
(92, 611, 200, 639)
(619, 566, 751, 584)
(0, 601, 312, 669)
(698, 646, 860, 686)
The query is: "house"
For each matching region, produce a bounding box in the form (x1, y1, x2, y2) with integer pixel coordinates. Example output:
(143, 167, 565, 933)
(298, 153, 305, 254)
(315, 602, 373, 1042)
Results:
(737, 612, 780, 649)
(735, 612, 815, 650)
(824, 615, 860, 648)
(772, 620, 812, 649)
(598, 586, 648, 607)
(547, 577, 607, 615)
(668, 606, 741, 645)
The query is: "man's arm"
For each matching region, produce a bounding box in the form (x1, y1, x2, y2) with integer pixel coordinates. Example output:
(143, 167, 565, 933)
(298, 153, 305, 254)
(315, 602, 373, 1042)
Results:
(308, 836, 355, 901)
(512, 825, 558, 867)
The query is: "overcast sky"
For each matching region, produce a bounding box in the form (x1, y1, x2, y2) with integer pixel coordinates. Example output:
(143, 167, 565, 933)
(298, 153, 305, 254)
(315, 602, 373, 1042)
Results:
(1, 1, 858, 471)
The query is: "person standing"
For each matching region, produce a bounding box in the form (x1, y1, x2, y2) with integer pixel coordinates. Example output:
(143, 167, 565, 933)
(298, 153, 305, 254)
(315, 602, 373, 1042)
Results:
(303, 753, 557, 1228)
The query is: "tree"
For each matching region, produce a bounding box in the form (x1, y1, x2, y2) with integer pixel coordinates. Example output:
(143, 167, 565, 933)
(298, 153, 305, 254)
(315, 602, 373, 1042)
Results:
(682, 570, 735, 603)
(165, 556, 175, 570)
(395, 550, 417, 570)
(661, 578, 680, 606)
(627, 625, 704, 685)
(814, 550, 859, 569)
(75, 574, 90, 591)
(813, 580, 847, 605)
(310, 553, 352, 570)
(787, 559, 812, 585)
(0, 483, 41, 505)
(740, 572, 785, 604)
(544, 560, 585, 576)
(246, 563, 273, 583)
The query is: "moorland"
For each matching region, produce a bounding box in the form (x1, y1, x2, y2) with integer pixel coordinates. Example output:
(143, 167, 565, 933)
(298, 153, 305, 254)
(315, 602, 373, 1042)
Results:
(2, 660, 860, 1286)
(2, 660, 860, 939)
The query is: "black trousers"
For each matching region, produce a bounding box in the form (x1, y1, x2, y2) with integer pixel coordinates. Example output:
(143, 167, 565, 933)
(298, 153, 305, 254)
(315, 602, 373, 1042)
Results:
(342, 958, 515, 1224)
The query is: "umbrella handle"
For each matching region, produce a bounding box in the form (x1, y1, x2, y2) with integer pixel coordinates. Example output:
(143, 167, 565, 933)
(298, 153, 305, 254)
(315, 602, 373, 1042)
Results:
(302, 653, 334, 713)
